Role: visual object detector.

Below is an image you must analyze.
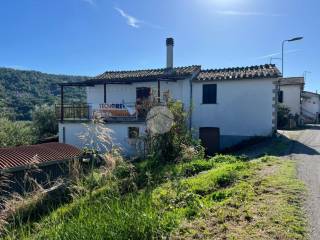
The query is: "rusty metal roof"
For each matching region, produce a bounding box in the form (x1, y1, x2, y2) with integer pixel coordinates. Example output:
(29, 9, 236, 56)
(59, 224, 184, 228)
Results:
(0, 143, 81, 171)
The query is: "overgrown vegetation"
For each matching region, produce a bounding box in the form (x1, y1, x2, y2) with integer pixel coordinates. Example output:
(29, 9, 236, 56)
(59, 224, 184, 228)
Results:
(145, 100, 204, 163)
(1, 155, 307, 240)
(0, 118, 36, 147)
(278, 104, 291, 129)
(0, 107, 58, 147)
(32, 105, 58, 139)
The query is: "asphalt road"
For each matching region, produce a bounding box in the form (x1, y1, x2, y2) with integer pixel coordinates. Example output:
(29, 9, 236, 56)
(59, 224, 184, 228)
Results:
(289, 125, 320, 240)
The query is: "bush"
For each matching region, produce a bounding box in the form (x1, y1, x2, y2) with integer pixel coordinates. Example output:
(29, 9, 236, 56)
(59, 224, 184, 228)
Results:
(32, 105, 58, 139)
(0, 118, 36, 147)
(277, 104, 290, 129)
(145, 101, 204, 163)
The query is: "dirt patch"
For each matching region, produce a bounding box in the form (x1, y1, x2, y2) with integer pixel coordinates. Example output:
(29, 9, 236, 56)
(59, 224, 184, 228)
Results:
(258, 164, 279, 178)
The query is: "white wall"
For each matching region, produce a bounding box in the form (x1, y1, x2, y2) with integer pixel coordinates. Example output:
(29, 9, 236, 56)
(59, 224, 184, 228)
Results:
(191, 79, 276, 137)
(280, 85, 302, 115)
(64, 77, 276, 154)
(302, 92, 320, 116)
(59, 122, 146, 157)
(86, 80, 190, 110)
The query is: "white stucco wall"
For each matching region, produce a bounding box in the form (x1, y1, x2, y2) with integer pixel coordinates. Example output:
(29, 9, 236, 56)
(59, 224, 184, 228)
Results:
(302, 92, 320, 116)
(86, 79, 191, 110)
(280, 85, 302, 115)
(191, 79, 275, 140)
(62, 77, 276, 154)
(59, 122, 146, 157)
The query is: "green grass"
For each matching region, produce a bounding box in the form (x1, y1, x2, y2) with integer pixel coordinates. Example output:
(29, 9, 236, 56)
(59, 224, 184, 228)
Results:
(2, 156, 307, 240)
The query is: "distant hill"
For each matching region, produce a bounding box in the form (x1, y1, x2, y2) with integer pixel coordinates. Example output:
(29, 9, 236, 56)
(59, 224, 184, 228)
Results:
(0, 68, 88, 120)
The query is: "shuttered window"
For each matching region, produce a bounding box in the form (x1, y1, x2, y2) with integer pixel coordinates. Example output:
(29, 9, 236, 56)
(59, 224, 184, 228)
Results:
(278, 90, 284, 103)
(202, 84, 217, 104)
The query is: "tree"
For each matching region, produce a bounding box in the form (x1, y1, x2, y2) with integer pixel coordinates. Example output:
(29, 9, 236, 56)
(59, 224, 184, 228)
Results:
(32, 105, 58, 139)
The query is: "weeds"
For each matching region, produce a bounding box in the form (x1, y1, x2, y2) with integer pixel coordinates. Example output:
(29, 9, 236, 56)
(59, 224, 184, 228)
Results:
(1, 153, 307, 240)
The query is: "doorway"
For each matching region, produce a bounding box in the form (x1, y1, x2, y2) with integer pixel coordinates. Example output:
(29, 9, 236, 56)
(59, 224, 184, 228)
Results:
(199, 127, 220, 156)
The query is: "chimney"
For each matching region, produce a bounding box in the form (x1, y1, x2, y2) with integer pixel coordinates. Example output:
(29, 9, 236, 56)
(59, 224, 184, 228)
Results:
(166, 37, 174, 68)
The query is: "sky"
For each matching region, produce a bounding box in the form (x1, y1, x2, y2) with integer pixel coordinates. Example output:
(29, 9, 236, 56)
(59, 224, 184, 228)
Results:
(0, 0, 319, 92)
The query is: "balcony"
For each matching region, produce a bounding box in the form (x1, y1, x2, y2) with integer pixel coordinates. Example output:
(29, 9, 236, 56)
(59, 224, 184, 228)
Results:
(55, 104, 91, 121)
(56, 101, 160, 123)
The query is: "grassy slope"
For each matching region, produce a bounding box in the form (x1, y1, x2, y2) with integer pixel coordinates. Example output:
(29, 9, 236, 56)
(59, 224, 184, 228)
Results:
(3, 156, 307, 240)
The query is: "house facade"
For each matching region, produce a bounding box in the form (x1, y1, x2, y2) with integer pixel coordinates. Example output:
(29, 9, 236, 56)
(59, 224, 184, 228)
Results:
(278, 77, 304, 116)
(58, 38, 281, 156)
(302, 91, 320, 123)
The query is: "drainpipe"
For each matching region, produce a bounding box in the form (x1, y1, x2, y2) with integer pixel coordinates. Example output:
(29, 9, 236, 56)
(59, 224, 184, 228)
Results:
(189, 76, 192, 130)
(189, 69, 201, 130)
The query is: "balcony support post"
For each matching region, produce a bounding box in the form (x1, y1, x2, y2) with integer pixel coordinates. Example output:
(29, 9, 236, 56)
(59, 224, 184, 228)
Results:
(60, 85, 64, 123)
(104, 83, 107, 103)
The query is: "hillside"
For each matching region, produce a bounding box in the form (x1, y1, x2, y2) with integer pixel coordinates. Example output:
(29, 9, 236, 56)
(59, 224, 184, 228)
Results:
(0, 68, 88, 120)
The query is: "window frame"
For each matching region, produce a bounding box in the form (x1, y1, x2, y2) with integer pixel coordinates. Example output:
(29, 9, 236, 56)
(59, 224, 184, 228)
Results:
(202, 84, 217, 104)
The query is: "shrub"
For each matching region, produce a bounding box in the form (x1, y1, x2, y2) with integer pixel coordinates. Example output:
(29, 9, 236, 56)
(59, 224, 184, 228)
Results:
(0, 118, 36, 147)
(277, 104, 291, 129)
(32, 105, 58, 139)
(145, 101, 204, 163)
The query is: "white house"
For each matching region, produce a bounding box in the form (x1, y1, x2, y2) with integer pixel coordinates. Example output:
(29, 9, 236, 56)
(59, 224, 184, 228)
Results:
(301, 91, 320, 123)
(278, 77, 304, 116)
(58, 38, 281, 156)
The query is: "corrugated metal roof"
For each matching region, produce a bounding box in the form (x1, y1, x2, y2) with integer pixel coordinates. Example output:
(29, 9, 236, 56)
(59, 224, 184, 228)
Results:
(196, 64, 281, 81)
(0, 143, 81, 171)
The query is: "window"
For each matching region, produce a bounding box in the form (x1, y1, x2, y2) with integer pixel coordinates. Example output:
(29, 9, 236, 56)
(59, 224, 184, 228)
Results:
(278, 90, 283, 103)
(128, 127, 139, 139)
(136, 87, 151, 102)
(202, 84, 217, 104)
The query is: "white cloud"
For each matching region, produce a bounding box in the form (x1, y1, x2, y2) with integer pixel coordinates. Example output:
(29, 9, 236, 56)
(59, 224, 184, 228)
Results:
(216, 10, 284, 17)
(115, 7, 141, 28)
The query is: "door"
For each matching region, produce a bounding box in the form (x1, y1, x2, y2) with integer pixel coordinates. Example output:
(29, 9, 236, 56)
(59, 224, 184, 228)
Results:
(199, 127, 220, 156)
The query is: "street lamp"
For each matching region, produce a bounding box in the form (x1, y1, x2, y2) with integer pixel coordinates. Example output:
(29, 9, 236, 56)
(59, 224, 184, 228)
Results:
(282, 36, 303, 76)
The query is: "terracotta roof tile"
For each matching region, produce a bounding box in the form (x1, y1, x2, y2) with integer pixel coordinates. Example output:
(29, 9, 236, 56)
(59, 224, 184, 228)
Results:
(0, 143, 81, 171)
(196, 64, 281, 81)
(87, 65, 201, 84)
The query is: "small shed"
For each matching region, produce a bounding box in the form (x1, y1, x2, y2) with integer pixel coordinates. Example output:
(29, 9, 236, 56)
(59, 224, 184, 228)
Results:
(0, 143, 81, 194)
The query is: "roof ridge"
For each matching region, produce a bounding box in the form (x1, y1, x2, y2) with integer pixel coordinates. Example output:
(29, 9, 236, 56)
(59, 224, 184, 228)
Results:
(100, 65, 201, 74)
(201, 64, 276, 72)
